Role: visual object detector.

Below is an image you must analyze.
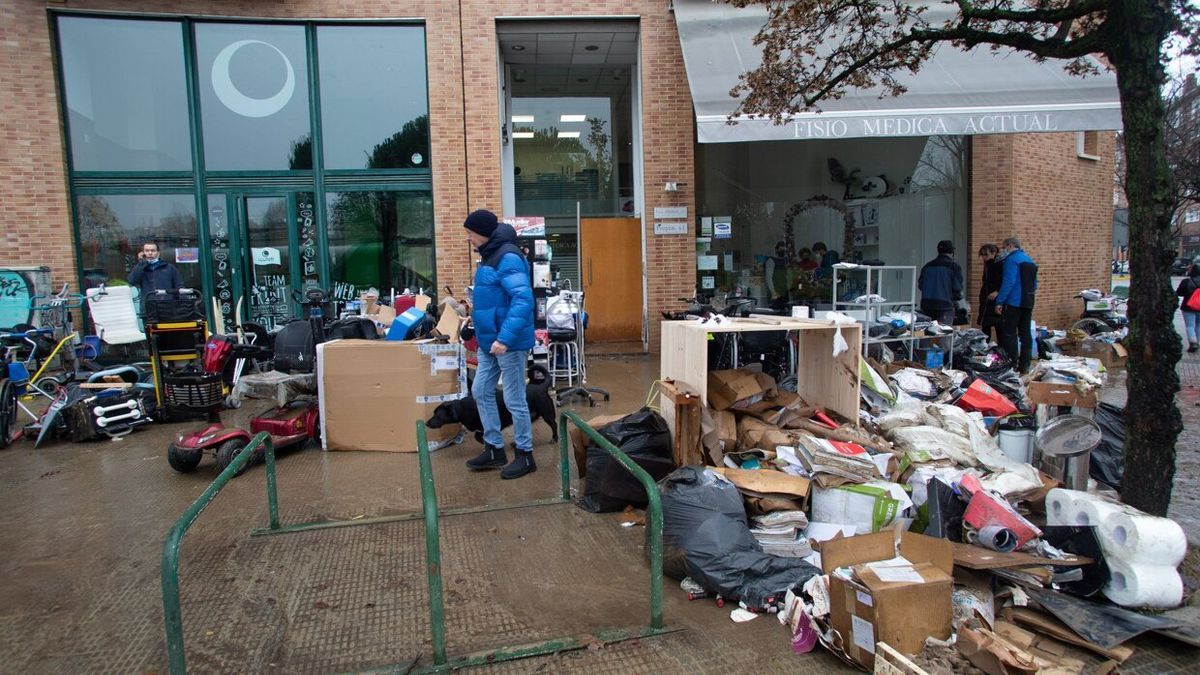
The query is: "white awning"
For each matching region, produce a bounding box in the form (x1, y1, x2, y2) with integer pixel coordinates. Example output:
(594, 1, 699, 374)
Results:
(674, 0, 1123, 143)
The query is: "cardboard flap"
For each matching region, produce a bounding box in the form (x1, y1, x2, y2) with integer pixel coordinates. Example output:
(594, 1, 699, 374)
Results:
(899, 532, 955, 575)
(708, 369, 771, 411)
(711, 467, 810, 499)
(821, 530, 896, 574)
(856, 561, 953, 591)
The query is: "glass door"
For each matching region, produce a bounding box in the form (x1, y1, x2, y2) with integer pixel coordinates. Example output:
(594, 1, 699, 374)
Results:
(207, 192, 319, 331)
(239, 195, 295, 330)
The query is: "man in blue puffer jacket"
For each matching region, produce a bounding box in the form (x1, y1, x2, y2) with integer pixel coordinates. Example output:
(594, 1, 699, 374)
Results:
(991, 237, 1038, 373)
(462, 210, 538, 479)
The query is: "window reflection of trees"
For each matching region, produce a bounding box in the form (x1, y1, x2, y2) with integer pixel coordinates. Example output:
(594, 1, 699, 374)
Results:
(325, 116, 435, 297)
(77, 195, 199, 289)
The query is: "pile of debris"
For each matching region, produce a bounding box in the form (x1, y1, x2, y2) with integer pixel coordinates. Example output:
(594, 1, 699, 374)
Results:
(574, 341, 1194, 673)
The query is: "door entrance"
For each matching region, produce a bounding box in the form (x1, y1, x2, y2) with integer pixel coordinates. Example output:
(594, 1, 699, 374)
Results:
(579, 217, 642, 342)
(207, 192, 319, 331)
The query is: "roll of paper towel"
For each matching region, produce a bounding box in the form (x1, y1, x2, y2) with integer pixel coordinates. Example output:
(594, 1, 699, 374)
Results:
(1045, 488, 1077, 526)
(1102, 560, 1183, 608)
(1071, 495, 1126, 528)
(1098, 511, 1188, 567)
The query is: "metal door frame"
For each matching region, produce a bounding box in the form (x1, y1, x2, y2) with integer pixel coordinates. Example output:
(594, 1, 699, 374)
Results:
(226, 192, 304, 327)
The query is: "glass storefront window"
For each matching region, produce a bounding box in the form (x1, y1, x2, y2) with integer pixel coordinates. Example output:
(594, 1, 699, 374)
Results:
(694, 135, 968, 307)
(195, 23, 311, 171)
(76, 194, 200, 291)
(326, 191, 435, 301)
(57, 17, 192, 171)
(317, 26, 429, 170)
(510, 65, 634, 285)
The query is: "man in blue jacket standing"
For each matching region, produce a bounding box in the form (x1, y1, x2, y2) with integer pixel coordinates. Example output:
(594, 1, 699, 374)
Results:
(991, 237, 1039, 373)
(462, 210, 538, 479)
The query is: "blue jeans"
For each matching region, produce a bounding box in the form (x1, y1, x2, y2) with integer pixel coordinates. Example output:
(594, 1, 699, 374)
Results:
(1184, 310, 1200, 344)
(473, 349, 533, 452)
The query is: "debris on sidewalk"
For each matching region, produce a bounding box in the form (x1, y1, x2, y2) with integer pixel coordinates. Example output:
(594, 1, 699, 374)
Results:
(624, 310, 1198, 670)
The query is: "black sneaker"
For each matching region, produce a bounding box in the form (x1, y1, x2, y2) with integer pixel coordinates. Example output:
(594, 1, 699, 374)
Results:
(1190, 342, 1199, 353)
(466, 444, 506, 471)
(501, 451, 536, 480)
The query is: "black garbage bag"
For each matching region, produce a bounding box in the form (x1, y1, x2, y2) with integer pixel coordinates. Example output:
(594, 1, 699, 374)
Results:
(658, 467, 821, 607)
(952, 329, 990, 362)
(1090, 402, 1125, 490)
(1042, 526, 1110, 598)
(578, 409, 675, 513)
(959, 357, 1027, 410)
(1037, 336, 1061, 360)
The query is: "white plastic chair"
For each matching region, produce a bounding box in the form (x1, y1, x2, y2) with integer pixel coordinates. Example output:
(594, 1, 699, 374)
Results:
(86, 285, 146, 347)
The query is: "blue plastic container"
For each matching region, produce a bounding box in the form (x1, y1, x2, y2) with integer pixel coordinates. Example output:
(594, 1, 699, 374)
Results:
(386, 307, 427, 341)
(921, 347, 945, 369)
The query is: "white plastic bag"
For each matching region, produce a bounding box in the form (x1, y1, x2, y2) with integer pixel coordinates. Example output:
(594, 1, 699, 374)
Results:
(822, 311, 859, 357)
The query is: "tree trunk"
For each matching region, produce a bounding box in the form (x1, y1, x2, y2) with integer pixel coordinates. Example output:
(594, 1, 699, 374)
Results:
(1107, 0, 1183, 516)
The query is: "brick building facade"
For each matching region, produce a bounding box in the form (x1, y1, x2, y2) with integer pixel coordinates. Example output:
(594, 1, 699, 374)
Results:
(0, 1, 1114, 346)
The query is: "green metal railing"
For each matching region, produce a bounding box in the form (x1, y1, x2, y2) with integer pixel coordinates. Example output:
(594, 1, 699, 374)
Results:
(161, 432, 274, 675)
(408, 412, 670, 673)
(161, 416, 675, 674)
(250, 418, 572, 538)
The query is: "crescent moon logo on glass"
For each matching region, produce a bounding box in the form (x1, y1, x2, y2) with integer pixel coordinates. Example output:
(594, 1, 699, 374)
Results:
(211, 39, 295, 118)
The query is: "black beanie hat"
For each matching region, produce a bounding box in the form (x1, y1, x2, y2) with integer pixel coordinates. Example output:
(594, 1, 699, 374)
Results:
(463, 209, 498, 237)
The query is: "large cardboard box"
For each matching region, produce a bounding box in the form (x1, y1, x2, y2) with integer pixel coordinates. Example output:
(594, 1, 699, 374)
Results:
(1026, 381, 1098, 409)
(823, 531, 954, 669)
(1059, 339, 1128, 369)
(317, 340, 466, 452)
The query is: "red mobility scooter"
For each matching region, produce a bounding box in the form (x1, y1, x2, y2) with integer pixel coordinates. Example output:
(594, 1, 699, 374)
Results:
(167, 289, 328, 475)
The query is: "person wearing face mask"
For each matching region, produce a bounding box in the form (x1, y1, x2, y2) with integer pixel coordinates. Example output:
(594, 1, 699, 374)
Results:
(977, 244, 1003, 343)
(765, 241, 792, 308)
(127, 240, 182, 300)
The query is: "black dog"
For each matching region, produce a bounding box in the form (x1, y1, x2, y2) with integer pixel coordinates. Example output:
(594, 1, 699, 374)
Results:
(426, 364, 558, 443)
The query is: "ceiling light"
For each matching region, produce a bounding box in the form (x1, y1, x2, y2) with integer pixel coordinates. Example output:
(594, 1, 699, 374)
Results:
(511, 45, 526, 51)
(559, 114, 586, 123)
(513, 131, 535, 139)
(558, 131, 581, 139)
(512, 115, 535, 123)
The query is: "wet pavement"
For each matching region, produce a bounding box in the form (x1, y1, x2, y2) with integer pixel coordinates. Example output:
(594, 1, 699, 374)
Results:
(0, 345, 1197, 672)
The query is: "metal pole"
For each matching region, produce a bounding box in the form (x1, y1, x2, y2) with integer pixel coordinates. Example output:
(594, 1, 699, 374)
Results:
(558, 410, 663, 629)
(265, 435, 280, 531)
(417, 421, 447, 665)
(558, 414, 571, 502)
(161, 432, 269, 675)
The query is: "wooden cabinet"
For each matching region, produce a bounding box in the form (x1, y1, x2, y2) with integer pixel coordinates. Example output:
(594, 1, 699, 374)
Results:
(659, 317, 862, 424)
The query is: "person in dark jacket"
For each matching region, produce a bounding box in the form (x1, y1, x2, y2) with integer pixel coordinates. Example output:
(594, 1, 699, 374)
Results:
(812, 242, 840, 279)
(918, 240, 963, 325)
(127, 240, 182, 300)
(462, 210, 538, 479)
(765, 241, 792, 308)
(1177, 256, 1200, 353)
(991, 237, 1038, 373)
(977, 243, 1003, 342)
